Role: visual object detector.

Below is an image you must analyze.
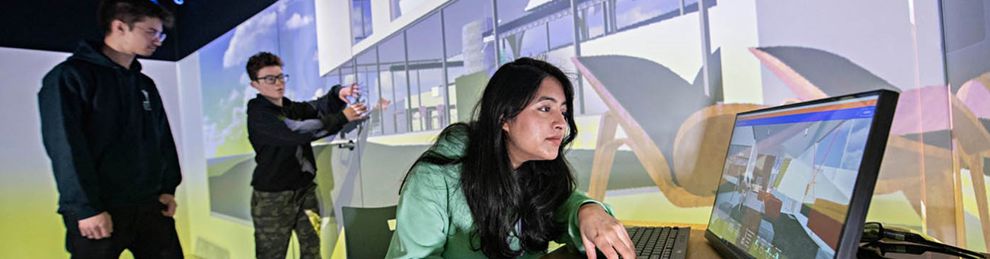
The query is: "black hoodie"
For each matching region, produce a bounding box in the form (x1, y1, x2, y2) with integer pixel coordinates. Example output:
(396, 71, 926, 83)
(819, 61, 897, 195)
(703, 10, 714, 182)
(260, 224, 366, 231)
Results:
(38, 41, 181, 219)
(246, 87, 349, 192)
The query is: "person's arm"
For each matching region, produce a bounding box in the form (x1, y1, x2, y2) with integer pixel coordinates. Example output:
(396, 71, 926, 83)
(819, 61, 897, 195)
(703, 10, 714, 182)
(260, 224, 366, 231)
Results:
(283, 100, 346, 139)
(556, 191, 635, 258)
(154, 87, 182, 196)
(247, 102, 330, 145)
(38, 67, 105, 219)
(283, 118, 329, 136)
(306, 84, 354, 134)
(385, 164, 450, 259)
(282, 87, 353, 136)
(308, 84, 348, 114)
(152, 85, 182, 217)
(554, 190, 613, 251)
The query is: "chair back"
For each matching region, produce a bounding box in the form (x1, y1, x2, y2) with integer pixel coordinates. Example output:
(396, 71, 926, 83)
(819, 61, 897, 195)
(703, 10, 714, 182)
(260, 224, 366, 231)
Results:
(342, 205, 398, 259)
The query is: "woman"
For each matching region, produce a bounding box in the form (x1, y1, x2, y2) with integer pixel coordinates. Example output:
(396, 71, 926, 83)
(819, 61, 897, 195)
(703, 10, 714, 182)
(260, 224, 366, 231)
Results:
(385, 58, 634, 259)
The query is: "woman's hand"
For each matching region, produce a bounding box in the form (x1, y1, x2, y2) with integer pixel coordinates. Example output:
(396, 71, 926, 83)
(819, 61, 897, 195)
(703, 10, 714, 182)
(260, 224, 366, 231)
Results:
(578, 204, 635, 259)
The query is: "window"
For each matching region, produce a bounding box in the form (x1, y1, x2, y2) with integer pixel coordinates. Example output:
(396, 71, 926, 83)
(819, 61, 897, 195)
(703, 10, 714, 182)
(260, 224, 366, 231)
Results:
(355, 49, 383, 135)
(391, 0, 428, 21)
(406, 13, 445, 131)
(496, 0, 574, 62)
(390, 0, 402, 20)
(324, 69, 341, 87)
(614, 0, 681, 30)
(501, 23, 548, 60)
(352, 0, 373, 44)
(684, 0, 699, 13)
(378, 35, 408, 134)
(496, 0, 531, 26)
(443, 0, 496, 122)
(577, 1, 606, 42)
(548, 11, 574, 50)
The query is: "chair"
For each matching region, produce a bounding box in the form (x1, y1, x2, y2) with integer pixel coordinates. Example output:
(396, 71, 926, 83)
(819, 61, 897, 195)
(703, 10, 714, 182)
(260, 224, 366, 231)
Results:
(751, 46, 990, 250)
(572, 54, 763, 207)
(953, 75, 990, 248)
(341, 205, 398, 259)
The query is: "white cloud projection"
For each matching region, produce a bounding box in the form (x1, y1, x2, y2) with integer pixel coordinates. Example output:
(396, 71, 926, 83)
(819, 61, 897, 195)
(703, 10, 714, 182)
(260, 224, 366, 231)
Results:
(222, 11, 278, 68)
(285, 13, 313, 30)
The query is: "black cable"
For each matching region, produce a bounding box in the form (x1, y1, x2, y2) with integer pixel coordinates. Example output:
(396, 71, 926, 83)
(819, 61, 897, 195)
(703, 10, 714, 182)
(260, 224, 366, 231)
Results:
(861, 241, 979, 259)
(861, 222, 987, 259)
(910, 234, 986, 258)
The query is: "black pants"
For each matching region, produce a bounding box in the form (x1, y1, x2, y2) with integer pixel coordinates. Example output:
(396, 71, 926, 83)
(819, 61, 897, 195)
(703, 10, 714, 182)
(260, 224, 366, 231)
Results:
(62, 203, 183, 259)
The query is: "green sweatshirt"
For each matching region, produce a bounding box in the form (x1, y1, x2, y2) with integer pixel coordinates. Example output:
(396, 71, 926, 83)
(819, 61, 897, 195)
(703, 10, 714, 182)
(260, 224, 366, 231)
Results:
(385, 125, 611, 258)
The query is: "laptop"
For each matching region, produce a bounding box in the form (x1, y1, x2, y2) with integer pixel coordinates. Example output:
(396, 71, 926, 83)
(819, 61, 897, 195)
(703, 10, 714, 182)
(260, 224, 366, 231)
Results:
(628, 90, 898, 259)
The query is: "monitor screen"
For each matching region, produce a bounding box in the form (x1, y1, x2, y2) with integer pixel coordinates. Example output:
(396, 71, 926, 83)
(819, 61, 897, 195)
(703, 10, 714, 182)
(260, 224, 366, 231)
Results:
(705, 90, 897, 259)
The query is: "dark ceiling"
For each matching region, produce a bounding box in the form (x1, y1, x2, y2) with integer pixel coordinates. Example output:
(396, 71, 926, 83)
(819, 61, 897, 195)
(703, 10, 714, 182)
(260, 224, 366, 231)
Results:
(1, 0, 277, 61)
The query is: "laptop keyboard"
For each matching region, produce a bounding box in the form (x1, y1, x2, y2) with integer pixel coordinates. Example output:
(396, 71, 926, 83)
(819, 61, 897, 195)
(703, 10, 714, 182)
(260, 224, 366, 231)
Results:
(627, 226, 690, 259)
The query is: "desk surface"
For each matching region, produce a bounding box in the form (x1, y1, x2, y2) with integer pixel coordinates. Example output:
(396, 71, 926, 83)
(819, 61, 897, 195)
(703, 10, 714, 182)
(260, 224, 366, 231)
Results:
(544, 225, 987, 259)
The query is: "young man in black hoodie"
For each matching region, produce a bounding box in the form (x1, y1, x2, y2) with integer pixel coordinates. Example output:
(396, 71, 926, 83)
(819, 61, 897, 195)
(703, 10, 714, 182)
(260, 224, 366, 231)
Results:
(245, 52, 366, 259)
(38, 0, 182, 258)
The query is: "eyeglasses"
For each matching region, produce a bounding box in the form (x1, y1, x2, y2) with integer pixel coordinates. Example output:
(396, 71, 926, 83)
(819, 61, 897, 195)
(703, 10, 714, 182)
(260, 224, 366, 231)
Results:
(255, 74, 290, 85)
(133, 25, 166, 42)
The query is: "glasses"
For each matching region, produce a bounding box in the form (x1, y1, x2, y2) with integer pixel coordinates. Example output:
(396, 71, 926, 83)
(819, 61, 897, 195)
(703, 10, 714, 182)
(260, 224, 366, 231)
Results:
(133, 25, 166, 42)
(255, 74, 290, 85)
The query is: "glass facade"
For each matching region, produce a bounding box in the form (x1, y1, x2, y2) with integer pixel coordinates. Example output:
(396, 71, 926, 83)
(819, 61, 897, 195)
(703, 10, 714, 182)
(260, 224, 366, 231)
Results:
(355, 49, 382, 135)
(443, 0, 496, 122)
(377, 34, 408, 135)
(329, 0, 716, 135)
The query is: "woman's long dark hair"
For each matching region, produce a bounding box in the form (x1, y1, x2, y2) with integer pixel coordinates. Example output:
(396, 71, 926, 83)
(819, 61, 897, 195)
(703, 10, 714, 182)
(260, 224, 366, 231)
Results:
(403, 58, 579, 258)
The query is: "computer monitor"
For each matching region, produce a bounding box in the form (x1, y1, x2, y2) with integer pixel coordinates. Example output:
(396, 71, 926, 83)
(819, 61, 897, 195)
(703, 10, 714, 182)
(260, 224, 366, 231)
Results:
(704, 90, 899, 259)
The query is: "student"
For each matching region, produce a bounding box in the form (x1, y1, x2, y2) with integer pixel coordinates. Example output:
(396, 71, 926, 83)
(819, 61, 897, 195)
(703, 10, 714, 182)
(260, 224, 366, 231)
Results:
(386, 58, 635, 259)
(38, 0, 183, 257)
(244, 52, 366, 259)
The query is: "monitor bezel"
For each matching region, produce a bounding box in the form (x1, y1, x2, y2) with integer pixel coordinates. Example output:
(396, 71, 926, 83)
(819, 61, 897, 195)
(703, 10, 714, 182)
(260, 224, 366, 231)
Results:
(704, 89, 900, 259)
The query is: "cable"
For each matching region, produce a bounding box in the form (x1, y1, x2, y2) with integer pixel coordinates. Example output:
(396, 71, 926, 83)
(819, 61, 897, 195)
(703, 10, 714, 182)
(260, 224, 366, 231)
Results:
(861, 241, 978, 259)
(861, 222, 987, 259)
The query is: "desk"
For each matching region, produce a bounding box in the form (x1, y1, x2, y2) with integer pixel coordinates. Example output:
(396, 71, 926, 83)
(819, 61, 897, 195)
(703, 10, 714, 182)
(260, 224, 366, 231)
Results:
(543, 226, 988, 259)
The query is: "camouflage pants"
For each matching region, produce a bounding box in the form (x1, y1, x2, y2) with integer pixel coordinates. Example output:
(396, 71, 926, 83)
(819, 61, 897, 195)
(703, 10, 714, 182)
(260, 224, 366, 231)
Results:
(252, 185, 320, 259)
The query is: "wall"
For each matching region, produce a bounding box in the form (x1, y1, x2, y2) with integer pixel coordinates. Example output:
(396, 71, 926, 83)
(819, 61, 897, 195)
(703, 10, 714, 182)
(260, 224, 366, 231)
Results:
(6, 0, 990, 258)
(187, 0, 989, 255)
(0, 46, 190, 258)
(943, 0, 990, 249)
(303, 0, 990, 254)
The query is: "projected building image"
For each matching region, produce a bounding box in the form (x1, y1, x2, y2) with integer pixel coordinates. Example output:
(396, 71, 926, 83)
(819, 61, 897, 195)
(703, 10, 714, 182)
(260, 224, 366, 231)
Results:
(708, 97, 878, 259)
